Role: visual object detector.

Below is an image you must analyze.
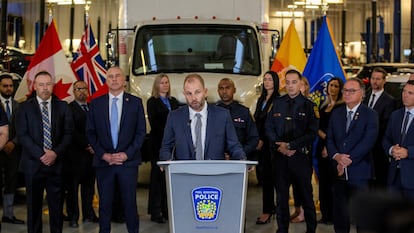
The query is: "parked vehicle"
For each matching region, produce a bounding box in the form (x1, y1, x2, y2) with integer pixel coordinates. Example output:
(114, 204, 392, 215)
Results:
(107, 0, 278, 121)
(355, 62, 414, 87)
(0, 46, 34, 77)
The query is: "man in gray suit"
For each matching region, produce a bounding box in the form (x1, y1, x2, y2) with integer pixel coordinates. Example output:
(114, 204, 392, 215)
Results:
(0, 74, 24, 224)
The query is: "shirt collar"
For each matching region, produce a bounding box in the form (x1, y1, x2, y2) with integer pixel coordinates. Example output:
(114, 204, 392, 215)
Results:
(346, 102, 361, 113)
(36, 96, 52, 104)
(189, 101, 208, 120)
(371, 89, 384, 97)
(109, 91, 124, 100)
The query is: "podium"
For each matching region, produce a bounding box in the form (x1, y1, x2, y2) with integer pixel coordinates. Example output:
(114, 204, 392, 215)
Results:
(157, 160, 257, 233)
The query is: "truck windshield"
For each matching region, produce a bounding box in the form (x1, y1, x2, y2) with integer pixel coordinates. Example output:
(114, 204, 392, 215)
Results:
(132, 24, 261, 76)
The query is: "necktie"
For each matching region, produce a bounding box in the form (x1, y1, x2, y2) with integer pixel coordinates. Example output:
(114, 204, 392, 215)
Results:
(111, 97, 119, 149)
(195, 113, 203, 160)
(5, 100, 11, 122)
(81, 104, 89, 112)
(369, 94, 376, 108)
(42, 102, 52, 150)
(346, 111, 353, 133)
(400, 111, 411, 144)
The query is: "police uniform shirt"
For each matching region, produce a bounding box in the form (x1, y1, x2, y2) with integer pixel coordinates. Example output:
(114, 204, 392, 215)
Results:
(216, 101, 258, 154)
(266, 94, 319, 152)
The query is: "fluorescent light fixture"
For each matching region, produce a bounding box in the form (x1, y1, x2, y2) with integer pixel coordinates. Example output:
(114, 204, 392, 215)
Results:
(46, 0, 91, 5)
(305, 5, 320, 9)
(275, 11, 304, 17)
(294, 0, 342, 5)
(287, 5, 298, 9)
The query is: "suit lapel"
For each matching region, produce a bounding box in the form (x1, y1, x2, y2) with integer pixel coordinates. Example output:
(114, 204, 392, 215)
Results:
(32, 98, 44, 141)
(183, 107, 195, 157)
(347, 105, 362, 134)
(119, 94, 129, 134)
(205, 105, 213, 156)
(103, 95, 111, 140)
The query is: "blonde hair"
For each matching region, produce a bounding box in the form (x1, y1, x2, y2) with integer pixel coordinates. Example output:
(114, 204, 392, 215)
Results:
(151, 73, 171, 98)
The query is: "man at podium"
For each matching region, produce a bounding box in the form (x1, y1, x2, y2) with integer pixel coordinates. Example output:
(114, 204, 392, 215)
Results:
(159, 73, 245, 161)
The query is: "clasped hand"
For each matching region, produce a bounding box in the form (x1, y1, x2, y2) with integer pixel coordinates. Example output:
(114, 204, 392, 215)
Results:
(40, 149, 57, 166)
(391, 144, 408, 161)
(103, 152, 128, 165)
(275, 142, 296, 157)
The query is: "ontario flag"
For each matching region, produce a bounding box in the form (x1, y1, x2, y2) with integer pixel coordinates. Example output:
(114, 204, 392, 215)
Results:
(71, 21, 107, 101)
(14, 20, 77, 102)
(271, 20, 307, 90)
(303, 16, 346, 107)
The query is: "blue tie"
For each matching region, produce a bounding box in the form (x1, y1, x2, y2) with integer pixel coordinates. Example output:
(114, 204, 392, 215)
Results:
(5, 100, 11, 122)
(111, 97, 119, 149)
(42, 102, 52, 150)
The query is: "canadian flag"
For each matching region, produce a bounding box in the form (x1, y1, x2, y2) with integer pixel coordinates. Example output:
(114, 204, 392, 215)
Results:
(14, 20, 77, 102)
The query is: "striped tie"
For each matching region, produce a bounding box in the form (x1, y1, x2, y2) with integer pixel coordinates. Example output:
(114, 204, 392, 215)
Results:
(42, 102, 52, 150)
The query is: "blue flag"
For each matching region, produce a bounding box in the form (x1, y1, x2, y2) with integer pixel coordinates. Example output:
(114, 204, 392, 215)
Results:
(303, 16, 346, 107)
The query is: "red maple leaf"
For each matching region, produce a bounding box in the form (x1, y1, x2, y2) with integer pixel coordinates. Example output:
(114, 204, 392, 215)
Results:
(53, 78, 72, 100)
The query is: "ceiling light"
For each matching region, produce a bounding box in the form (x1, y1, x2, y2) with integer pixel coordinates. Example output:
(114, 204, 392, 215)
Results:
(275, 11, 304, 17)
(46, 0, 91, 5)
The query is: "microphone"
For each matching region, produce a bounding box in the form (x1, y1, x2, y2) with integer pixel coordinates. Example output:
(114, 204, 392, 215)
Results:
(188, 119, 192, 126)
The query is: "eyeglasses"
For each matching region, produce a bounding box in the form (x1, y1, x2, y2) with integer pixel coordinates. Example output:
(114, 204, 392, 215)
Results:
(74, 87, 88, 92)
(342, 88, 361, 94)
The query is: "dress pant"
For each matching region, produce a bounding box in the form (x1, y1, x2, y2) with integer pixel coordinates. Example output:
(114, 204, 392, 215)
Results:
(0, 149, 21, 217)
(317, 156, 334, 222)
(96, 166, 139, 233)
(273, 151, 316, 233)
(148, 159, 168, 217)
(25, 166, 63, 233)
(64, 157, 96, 221)
(258, 143, 276, 214)
(332, 178, 368, 233)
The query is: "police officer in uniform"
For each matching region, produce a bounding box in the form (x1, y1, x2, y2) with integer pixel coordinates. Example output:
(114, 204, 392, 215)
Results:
(216, 78, 259, 158)
(265, 69, 319, 233)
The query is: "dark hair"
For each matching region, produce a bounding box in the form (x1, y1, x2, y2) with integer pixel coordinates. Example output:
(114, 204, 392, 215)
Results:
(404, 80, 414, 87)
(0, 73, 13, 82)
(261, 70, 280, 98)
(372, 67, 387, 79)
(285, 69, 302, 80)
(34, 70, 53, 80)
(320, 77, 344, 108)
(327, 77, 344, 99)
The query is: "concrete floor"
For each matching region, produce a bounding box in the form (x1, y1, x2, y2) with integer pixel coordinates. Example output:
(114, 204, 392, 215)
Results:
(2, 170, 354, 233)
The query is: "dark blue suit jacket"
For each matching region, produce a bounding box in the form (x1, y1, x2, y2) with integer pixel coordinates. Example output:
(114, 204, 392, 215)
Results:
(327, 103, 378, 182)
(383, 108, 414, 188)
(159, 104, 245, 160)
(86, 93, 146, 167)
(16, 97, 74, 175)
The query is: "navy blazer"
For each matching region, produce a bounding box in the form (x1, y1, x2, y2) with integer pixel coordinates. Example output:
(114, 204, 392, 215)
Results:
(363, 91, 396, 144)
(383, 108, 414, 188)
(159, 104, 245, 160)
(86, 93, 146, 167)
(16, 97, 74, 175)
(327, 104, 378, 182)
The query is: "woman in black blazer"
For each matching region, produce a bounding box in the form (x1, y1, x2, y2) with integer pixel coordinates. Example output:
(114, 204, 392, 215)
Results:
(147, 73, 179, 223)
(254, 70, 280, 224)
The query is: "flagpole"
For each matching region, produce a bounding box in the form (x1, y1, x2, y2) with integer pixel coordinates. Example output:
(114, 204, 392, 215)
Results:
(69, 0, 75, 53)
(39, 0, 46, 41)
